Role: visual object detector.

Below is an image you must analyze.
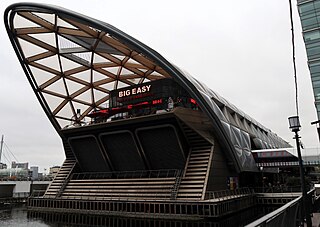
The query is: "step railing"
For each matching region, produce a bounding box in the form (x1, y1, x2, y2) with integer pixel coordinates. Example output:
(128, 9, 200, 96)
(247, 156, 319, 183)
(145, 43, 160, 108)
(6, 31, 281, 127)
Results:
(170, 169, 183, 200)
(56, 161, 77, 197)
(44, 159, 76, 197)
(71, 169, 181, 180)
(206, 187, 253, 200)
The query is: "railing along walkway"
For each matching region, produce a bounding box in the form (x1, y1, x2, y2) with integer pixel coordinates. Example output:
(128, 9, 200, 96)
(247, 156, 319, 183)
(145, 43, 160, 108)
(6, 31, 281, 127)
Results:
(71, 169, 181, 180)
(245, 188, 315, 227)
(205, 188, 253, 201)
(253, 186, 303, 193)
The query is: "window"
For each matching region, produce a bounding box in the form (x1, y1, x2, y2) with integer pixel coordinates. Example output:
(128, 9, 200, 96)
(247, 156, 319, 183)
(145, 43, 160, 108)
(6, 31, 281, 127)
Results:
(312, 74, 320, 82)
(309, 61, 320, 73)
(313, 80, 320, 89)
(299, 2, 315, 14)
(304, 30, 320, 41)
(314, 1, 320, 11)
(306, 42, 320, 58)
(313, 87, 320, 101)
(301, 17, 318, 30)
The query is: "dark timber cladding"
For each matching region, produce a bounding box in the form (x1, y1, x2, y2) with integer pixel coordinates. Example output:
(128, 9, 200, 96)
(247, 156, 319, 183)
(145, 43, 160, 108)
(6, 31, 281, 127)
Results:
(4, 2, 291, 218)
(64, 113, 187, 172)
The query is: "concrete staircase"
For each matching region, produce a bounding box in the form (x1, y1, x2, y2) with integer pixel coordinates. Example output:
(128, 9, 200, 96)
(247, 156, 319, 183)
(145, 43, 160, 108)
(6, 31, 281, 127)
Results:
(177, 123, 213, 200)
(44, 158, 76, 198)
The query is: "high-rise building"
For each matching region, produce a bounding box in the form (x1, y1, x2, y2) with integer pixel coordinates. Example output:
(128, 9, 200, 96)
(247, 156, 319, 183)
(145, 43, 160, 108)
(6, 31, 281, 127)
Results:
(30, 166, 39, 180)
(11, 161, 28, 170)
(0, 163, 7, 169)
(297, 0, 320, 121)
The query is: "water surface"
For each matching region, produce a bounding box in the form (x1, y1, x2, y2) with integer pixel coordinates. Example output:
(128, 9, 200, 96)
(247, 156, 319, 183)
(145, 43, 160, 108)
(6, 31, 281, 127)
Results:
(0, 204, 272, 227)
(0, 205, 54, 227)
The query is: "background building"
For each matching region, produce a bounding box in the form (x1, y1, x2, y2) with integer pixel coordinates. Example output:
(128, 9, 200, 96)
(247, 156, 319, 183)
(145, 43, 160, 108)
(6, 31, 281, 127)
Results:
(0, 168, 29, 180)
(30, 166, 39, 180)
(0, 163, 7, 169)
(49, 166, 60, 179)
(297, 0, 320, 134)
(11, 161, 28, 170)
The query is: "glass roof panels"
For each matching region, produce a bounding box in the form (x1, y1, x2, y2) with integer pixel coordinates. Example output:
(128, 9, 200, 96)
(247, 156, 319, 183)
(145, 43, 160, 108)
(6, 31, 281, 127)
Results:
(8, 8, 171, 129)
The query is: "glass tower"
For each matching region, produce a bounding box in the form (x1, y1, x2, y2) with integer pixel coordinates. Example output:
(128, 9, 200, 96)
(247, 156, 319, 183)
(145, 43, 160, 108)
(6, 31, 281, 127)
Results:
(297, 0, 320, 120)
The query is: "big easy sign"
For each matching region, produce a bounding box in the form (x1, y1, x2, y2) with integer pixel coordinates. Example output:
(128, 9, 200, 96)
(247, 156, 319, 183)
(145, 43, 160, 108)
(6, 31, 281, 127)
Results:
(118, 85, 152, 98)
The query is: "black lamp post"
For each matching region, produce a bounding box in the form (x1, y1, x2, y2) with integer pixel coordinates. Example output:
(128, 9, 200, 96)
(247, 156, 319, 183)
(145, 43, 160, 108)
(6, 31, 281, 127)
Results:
(288, 116, 312, 227)
(311, 119, 320, 142)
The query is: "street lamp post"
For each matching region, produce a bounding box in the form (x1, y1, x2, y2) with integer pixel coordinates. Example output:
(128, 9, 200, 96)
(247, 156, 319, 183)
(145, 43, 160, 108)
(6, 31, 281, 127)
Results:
(311, 119, 320, 142)
(288, 116, 312, 227)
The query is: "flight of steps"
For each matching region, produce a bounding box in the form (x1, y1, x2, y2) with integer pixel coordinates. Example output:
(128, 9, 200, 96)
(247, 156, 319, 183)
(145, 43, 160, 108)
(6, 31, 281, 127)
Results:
(61, 177, 177, 200)
(177, 123, 213, 200)
(44, 158, 76, 198)
(62, 138, 75, 159)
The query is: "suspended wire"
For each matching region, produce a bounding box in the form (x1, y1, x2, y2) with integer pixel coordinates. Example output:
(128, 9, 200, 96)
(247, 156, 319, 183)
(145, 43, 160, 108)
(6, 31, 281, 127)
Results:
(289, 0, 299, 116)
(0, 144, 12, 166)
(2, 145, 13, 163)
(1, 153, 11, 165)
(0, 137, 20, 166)
(3, 142, 19, 162)
(3, 146, 16, 163)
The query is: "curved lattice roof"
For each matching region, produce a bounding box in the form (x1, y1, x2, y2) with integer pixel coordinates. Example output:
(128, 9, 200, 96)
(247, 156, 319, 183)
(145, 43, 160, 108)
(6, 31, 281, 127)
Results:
(5, 4, 172, 129)
(4, 3, 290, 172)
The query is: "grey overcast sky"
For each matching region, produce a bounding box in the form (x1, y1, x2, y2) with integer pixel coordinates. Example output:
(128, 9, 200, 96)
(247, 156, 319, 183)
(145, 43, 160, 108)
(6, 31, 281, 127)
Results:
(0, 0, 319, 172)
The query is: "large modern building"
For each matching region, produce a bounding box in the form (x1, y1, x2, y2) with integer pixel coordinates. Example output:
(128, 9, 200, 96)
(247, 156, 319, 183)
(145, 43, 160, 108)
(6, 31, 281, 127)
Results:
(4, 3, 291, 218)
(297, 0, 320, 135)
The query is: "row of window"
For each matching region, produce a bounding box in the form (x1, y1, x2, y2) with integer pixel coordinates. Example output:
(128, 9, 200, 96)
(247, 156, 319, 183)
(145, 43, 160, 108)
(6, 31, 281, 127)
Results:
(306, 41, 320, 60)
(304, 29, 320, 41)
(298, 1, 320, 119)
(306, 50, 320, 115)
(299, 1, 320, 31)
(299, 0, 320, 15)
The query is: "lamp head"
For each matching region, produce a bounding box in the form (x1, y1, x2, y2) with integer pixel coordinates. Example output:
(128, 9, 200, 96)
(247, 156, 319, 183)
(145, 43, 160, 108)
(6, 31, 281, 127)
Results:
(288, 116, 301, 132)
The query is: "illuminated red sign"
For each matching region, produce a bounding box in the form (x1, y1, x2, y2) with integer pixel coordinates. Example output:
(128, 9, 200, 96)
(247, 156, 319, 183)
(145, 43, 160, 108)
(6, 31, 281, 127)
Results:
(190, 98, 197, 105)
(152, 99, 162, 105)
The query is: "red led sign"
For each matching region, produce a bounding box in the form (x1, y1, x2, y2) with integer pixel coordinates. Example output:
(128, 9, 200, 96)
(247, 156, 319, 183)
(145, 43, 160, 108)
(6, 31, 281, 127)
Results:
(152, 99, 162, 105)
(190, 98, 197, 105)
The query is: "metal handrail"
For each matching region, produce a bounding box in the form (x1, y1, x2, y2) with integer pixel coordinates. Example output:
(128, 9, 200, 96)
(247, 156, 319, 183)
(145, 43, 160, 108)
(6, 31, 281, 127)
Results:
(245, 188, 315, 227)
(56, 161, 77, 197)
(252, 186, 303, 193)
(170, 169, 183, 200)
(206, 187, 253, 200)
(29, 189, 46, 198)
(71, 169, 181, 180)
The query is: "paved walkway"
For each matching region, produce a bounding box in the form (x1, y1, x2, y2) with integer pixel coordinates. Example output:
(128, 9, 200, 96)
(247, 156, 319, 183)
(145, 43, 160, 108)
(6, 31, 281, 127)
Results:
(307, 213, 320, 227)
